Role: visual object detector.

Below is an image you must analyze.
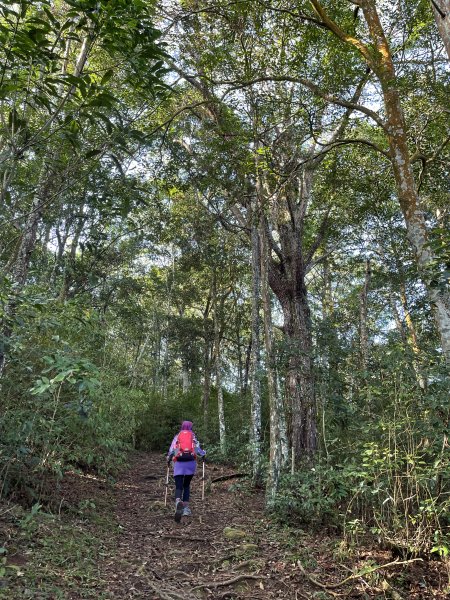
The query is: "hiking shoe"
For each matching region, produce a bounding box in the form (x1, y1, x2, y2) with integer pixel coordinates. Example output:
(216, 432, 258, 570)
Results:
(182, 506, 192, 517)
(174, 500, 184, 523)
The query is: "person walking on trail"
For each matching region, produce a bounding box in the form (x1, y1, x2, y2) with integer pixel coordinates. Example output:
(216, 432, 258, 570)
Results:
(167, 420, 206, 523)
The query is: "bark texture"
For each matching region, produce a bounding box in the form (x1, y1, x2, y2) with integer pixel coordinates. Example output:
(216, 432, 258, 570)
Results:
(261, 224, 287, 500)
(213, 276, 226, 453)
(431, 0, 450, 60)
(249, 217, 262, 484)
(361, 0, 450, 363)
(359, 260, 371, 371)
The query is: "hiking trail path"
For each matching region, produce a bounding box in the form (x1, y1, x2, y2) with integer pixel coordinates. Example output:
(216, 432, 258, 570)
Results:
(4, 450, 439, 599)
(101, 452, 298, 599)
(93, 452, 445, 600)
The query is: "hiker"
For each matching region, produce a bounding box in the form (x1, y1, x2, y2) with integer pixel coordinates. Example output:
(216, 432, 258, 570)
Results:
(167, 420, 206, 522)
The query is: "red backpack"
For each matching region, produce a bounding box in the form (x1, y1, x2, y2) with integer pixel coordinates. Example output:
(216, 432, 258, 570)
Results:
(173, 430, 196, 462)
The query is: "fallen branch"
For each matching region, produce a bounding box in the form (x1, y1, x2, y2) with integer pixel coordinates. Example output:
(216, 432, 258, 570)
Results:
(298, 558, 424, 590)
(211, 473, 249, 483)
(192, 573, 266, 591)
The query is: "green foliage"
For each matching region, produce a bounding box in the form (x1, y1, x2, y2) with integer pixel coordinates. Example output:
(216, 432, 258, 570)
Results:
(1, 295, 133, 504)
(134, 385, 250, 456)
(271, 463, 354, 529)
(135, 389, 201, 451)
(271, 374, 450, 556)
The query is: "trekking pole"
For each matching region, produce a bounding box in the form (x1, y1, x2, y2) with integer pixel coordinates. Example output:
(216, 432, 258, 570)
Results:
(201, 460, 205, 501)
(164, 465, 170, 507)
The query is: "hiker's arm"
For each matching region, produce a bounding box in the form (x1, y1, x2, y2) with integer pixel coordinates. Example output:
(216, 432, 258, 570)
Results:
(194, 436, 206, 458)
(167, 436, 177, 462)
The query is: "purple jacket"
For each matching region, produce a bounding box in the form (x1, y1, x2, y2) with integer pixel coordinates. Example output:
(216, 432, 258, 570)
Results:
(167, 421, 206, 476)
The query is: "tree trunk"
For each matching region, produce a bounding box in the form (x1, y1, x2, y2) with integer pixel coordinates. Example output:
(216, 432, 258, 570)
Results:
(271, 263, 317, 465)
(431, 0, 450, 60)
(130, 332, 151, 389)
(399, 282, 427, 389)
(389, 292, 407, 345)
(362, 0, 450, 363)
(181, 366, 190, 393)
(261, 225, 286, 500)
(243, 336, 252, 396)
(202, 294, 213, 437)
(234, 293, 245, 395)
(249, 219, 262, 483)
(59, 208, 86, 301)
(322, 257, 334, 319)
(213, 275, 226, 453)
(359, 259, 371, 371)
(202, 348, 212, 435)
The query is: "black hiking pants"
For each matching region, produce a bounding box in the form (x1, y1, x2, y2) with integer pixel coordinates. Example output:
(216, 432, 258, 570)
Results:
(174, 474, 193, 502)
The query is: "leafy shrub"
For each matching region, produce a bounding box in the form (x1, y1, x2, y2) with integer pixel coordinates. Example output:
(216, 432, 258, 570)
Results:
(271, 379, 450, 557)
(271, 462, 354, 529)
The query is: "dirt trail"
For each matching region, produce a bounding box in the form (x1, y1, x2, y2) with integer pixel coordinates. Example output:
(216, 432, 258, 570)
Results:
(91, 452, 450, 600)
(3, 450, 447, 598)
(100, 452, 300, 599)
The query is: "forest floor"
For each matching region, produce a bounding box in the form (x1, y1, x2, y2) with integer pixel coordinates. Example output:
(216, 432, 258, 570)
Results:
(1, 451, 449, 599)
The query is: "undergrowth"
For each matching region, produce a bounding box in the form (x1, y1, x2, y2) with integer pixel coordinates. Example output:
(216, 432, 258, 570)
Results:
(0, 484, 116, 599)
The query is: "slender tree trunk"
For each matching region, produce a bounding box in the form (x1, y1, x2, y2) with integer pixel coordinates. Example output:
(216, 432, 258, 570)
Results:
(359, 259, 371, 371)
(234, 294, 244, 395)
(59, 209, 86, 301)
(130, 332, 151, 389)
(10, 169, 54, 288)
(431, 0, 450, 60)
(261, 225, 286, 500)
(249, 217, 262, 484)
(181, 365, 190, 393)
(202, 348, 212, 434)
(202, 294, 213, 436)
(399, 282, 427, 389)
(389, 293, 407, 345)
(153, 315, 161, 392)
(162, 334, 170, 400)
(213, 275, 226, 453)
(322, 258, 334, 319)
(361, 0, 450, 363)
(55, 220, 70, 268)
(243, 336, 252, 396)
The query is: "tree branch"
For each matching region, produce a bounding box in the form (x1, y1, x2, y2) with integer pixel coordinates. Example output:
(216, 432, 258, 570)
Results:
(304, 210, 330, 267)
(310, 0, 374, 66)
(213, 75, 387, 130)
